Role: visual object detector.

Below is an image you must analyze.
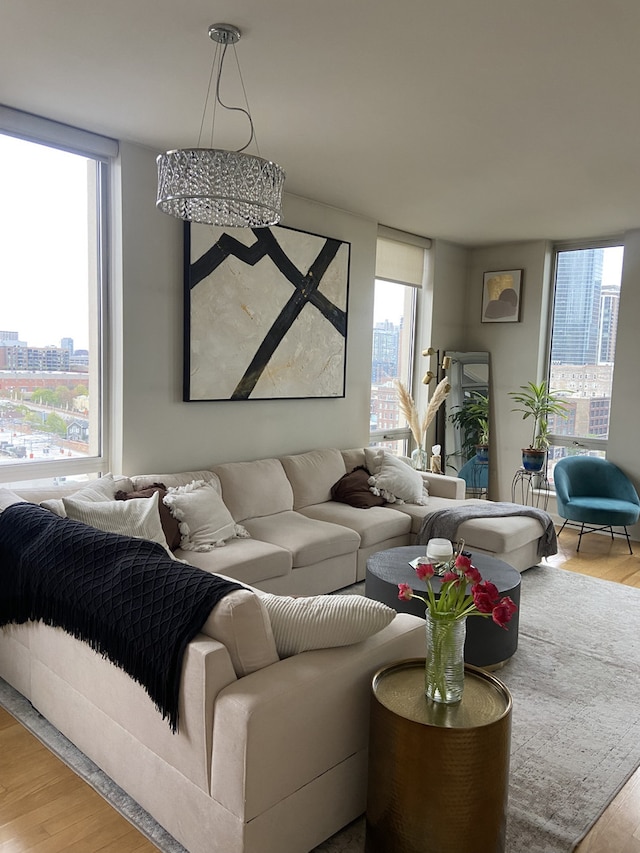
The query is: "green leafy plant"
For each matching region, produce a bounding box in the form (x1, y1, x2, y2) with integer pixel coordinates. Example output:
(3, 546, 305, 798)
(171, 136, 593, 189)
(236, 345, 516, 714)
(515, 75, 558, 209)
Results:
(508, 381, 569, 450)
(448, 392, 490, 459)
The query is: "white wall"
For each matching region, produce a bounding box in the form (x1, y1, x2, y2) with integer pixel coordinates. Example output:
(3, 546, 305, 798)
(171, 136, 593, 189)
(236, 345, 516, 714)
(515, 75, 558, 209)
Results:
(465, 242, 551, 499)
(112, 142, 378, 474)
(466, 234, 640, 542)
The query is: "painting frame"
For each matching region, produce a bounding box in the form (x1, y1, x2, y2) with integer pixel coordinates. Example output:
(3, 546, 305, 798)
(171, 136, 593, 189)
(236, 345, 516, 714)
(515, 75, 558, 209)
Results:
(183, 222, 350, 401)
(481, 269, 523, 323)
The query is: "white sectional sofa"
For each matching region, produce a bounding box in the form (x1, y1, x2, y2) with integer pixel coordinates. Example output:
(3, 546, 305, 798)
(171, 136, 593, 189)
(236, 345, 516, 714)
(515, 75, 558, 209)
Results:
(0, 446, 550, 853)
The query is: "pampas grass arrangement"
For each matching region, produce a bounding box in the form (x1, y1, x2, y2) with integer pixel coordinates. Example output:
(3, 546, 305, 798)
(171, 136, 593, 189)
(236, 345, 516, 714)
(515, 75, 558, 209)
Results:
(395, 377, 451, 451)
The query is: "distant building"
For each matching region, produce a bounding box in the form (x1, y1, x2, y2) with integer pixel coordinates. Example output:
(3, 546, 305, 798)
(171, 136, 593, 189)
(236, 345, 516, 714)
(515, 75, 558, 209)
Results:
(550, 248, 603, 365)
(60, 337, 74, 353)
(0, 345, 70, 371)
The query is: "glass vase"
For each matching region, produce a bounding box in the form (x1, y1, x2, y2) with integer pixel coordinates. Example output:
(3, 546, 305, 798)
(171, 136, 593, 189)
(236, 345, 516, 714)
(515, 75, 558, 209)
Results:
(411, 447, 429, 471)
(424, 611, 466, 704)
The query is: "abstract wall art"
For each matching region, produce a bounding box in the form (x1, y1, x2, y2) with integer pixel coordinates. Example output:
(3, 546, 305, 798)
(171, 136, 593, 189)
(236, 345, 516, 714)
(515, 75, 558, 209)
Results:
(481, 269, 523, 323)
(184, 224, 350, 401)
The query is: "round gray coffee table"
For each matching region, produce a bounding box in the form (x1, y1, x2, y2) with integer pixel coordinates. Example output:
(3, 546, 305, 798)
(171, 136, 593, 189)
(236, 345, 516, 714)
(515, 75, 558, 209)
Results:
(366, 546, 521, 669)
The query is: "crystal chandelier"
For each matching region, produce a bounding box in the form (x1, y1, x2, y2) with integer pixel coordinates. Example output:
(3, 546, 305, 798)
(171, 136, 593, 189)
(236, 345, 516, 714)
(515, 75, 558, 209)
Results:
(156, 23, 285, 228)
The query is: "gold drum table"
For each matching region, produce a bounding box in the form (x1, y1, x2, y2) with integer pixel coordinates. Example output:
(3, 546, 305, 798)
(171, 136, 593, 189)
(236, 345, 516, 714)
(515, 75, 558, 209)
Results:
(366, 659, 512, 853)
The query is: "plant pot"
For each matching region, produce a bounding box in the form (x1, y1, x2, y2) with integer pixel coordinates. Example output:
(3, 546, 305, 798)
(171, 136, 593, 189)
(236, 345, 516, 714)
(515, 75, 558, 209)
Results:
(475, 444, 489, 463)
(521, 448, 546, 473)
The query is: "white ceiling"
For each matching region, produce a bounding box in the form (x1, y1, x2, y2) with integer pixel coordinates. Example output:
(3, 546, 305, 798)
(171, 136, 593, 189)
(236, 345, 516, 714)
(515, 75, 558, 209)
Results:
(3, 0, 640, 246)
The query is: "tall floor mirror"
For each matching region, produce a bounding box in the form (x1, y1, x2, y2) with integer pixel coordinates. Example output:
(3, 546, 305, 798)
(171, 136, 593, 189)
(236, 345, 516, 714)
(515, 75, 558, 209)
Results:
(444, 351, 490, 496)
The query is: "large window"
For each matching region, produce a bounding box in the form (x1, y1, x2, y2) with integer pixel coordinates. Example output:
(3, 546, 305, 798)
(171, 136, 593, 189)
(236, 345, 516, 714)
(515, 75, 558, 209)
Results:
(0, 109, 116, 486)
(369, 230, 429, 455)
(546, 241, 623, 479)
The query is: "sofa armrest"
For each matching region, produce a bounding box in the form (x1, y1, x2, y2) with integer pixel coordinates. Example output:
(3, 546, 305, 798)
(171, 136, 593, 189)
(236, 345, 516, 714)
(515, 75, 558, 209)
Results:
(421, 472, 465, 500)
(209, 613, 425, 820)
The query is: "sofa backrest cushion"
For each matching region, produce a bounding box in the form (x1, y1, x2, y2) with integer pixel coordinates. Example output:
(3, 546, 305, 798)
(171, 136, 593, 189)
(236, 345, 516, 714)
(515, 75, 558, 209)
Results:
(341, 448, 367, 472)
(280, 448, 347, 510)
(213, 458, 293, 522)
(0, 488, 26, 511)
(131, 470, 221, 493)
(202, 588, 279, 677)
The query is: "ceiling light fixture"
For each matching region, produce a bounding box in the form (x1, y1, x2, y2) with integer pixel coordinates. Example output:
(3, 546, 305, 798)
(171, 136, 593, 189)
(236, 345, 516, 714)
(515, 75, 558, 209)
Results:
(156, 23, 285, 228)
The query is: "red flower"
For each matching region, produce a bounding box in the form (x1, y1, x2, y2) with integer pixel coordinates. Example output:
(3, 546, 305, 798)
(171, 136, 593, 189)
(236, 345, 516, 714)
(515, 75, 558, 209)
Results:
(491, 596, 518, 628)
(471, 580, 500, 613)
(463, 565, 482, 584)
(398, 583, 414, 601)
(415, 561, 435, 581)
(441, 570, 459, 583)
(455, 554, 472, 572)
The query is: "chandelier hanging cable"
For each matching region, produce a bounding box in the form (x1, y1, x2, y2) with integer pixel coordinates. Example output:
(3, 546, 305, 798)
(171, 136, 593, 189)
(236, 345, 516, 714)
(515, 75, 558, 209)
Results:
(156, 23, 285, 228)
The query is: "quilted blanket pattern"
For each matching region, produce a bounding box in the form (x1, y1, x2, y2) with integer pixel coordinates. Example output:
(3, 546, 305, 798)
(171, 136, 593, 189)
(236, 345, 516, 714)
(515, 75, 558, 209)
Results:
(0, 502, 242, 731)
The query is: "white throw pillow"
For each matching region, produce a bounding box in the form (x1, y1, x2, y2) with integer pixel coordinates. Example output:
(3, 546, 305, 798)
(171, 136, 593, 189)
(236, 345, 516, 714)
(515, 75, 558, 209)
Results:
(368, 452, 428, 504)
(256, 592, 396, 658)
(41, 473, 120, 517)
(163, 480, 250, 552)
(62, 491, 172, 554)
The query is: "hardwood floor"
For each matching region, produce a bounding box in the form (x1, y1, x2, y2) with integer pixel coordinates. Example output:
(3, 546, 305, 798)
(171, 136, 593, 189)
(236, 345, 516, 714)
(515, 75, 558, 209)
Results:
(1, 527, 639, 853)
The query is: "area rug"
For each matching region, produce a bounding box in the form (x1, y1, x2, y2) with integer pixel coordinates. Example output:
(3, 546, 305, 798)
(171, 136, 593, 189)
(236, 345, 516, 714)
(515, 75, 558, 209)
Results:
(2, 565, 639, 853)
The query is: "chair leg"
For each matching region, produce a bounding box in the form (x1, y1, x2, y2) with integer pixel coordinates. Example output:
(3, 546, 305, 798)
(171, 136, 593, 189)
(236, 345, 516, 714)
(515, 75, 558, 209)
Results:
(557, 519, 569, 536)
(576, 523, 585, 552)
(623, 526, 634, 555)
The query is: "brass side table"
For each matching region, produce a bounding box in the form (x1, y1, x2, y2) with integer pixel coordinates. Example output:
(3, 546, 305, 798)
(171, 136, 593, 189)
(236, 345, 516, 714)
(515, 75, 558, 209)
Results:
(366, 659, 512, 853)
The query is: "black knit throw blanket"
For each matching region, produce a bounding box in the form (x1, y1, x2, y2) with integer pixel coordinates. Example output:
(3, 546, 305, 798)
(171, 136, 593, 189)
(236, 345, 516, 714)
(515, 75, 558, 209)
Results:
(0, 503, 242, 731)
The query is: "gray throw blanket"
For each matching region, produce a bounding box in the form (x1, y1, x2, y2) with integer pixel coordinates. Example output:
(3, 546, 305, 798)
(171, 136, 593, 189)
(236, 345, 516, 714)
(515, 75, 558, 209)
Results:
(417, 502, 558, 557)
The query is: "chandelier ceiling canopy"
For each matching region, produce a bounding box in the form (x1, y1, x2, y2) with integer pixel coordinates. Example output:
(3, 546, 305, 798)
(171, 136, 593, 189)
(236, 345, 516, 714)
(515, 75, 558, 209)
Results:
(156, 23, 285, 229)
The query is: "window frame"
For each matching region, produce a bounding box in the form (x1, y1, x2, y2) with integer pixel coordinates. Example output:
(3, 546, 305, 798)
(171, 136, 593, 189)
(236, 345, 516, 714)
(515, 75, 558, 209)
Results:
(0, 108, 116, 485)
(545, 237, 623, 462)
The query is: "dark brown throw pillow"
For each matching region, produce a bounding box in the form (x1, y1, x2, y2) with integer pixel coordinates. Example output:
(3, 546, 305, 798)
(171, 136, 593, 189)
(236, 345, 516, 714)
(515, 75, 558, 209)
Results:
(114, 483, 182, 550)
(330, 466, 385, 509)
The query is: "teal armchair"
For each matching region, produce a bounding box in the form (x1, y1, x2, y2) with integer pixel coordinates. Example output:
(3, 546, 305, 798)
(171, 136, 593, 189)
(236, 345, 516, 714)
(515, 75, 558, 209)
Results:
(553, 456, 640, 553)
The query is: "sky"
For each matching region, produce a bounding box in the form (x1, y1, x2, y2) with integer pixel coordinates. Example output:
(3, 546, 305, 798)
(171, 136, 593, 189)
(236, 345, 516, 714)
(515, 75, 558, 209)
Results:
(0, 134, 91, 350)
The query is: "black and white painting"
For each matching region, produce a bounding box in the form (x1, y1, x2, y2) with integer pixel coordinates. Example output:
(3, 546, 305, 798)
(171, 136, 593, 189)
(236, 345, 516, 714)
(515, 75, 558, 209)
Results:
(184, 224, 350, 401)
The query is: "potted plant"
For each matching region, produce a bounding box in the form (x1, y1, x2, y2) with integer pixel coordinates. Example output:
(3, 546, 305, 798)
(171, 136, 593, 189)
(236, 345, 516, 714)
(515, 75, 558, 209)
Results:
(475, 418, 490, 463)
(448, 393, 490, 463)
(508, 380, 569, 472)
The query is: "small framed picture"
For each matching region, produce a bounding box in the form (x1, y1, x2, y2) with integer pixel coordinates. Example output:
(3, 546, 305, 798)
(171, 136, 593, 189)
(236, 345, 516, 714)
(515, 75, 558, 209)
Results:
(481, 269, 522, 323)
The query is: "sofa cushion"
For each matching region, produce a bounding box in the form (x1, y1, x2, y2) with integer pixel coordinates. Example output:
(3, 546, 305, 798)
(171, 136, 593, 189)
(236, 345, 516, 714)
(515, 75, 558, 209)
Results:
(280, 448, 347, 510)
(61, 492, 171, 552)
(163, 480, 249, 551)
(368, 452, 428, 504)
(202, 589, 279, 677)
(255, 592, 396, 657)
(0, 488, 26, 511)
(213, 458, 293, 522)
(341, 447, 367, 472)
(330, 466, 385, 508)
(300, 502, 411, 548)
(115, 484, 182, 551)
(242, 510, 360, 568)
(179, 537, 292, 586)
